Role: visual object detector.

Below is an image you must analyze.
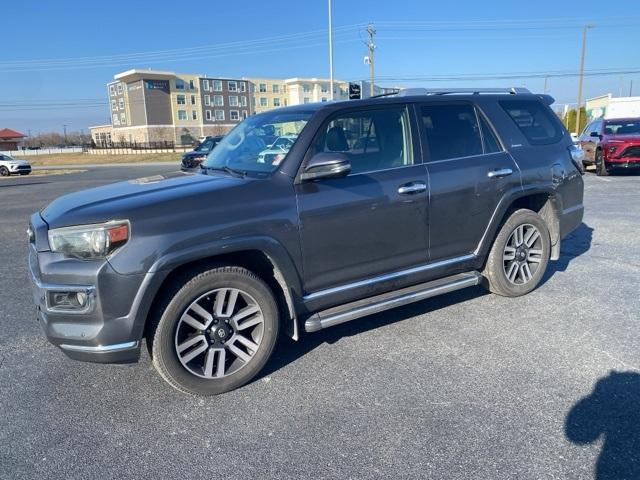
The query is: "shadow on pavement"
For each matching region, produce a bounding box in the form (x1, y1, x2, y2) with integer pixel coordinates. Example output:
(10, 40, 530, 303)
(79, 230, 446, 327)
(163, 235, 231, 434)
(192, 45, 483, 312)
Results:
(0, 181, 50, 188)
(542, 222, 593, 282)
(565, 371, 640, 479)
(259, 285, 488, 380)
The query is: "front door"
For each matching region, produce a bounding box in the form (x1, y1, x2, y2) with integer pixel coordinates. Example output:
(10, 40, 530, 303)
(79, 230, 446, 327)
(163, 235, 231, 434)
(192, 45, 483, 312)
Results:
(295, 105, 429, 295)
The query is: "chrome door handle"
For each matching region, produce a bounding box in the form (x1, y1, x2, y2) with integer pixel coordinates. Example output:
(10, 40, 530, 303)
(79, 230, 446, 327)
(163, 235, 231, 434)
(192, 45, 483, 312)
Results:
(398, 181, 427, 195)
(487, 168, 513, 178)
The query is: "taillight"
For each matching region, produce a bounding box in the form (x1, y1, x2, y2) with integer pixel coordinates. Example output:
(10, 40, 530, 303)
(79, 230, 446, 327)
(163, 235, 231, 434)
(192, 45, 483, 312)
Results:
(567, 145, 585, 175)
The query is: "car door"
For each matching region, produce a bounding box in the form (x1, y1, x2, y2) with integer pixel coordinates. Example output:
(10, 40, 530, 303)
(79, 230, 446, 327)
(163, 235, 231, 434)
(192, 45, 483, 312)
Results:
(294, 104, 429, 296)
(579, 121, 599, 162)
(418, 101, 521, 261)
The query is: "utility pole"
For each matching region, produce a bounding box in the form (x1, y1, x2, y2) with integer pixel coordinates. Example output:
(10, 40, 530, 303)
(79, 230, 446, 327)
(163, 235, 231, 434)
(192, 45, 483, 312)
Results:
(630, 79, 634, 97)
(575, 24, 594, 134)
(543, 76, 549, 94)
(366, 23, 376, 97)
(327, 0, 334, 101)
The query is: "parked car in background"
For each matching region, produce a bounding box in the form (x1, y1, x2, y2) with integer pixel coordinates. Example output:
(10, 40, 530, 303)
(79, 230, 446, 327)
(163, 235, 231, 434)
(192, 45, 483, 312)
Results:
(257, 135, 297, 166)
(181, 135, 224, 171)
(28, 87, 584, 396)
(578, 117, 640, 175)
(0, 154, 31, 176)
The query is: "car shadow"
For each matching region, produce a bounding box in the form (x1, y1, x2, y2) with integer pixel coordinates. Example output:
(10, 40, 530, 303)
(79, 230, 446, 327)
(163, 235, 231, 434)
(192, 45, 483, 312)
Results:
(541, 222, 593, 284)
(257, 285, 488, 380)
(0, 181, 50, 188)
(565, 371, 640, 479)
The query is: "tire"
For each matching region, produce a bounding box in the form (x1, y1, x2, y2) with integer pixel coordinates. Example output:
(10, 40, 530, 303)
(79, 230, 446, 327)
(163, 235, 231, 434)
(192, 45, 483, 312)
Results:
(0, 166, 9, 176)
(149, 266, 279, 396)
(482, 209, 551, 297)
(595, 149, 609, 176)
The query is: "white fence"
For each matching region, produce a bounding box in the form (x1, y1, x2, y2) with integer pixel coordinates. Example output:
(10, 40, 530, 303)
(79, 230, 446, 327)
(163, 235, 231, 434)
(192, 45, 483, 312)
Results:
(1, 147, 84, 156)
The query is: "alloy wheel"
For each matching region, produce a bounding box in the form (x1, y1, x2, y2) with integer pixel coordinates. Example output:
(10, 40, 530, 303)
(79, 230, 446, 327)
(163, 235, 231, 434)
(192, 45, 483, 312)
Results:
(502, 223, 543, 285)
(174, 288, 264, 379)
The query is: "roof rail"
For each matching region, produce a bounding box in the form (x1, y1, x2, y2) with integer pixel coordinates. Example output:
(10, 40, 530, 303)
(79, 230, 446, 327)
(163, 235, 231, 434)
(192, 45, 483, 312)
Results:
(394, 87, 531, 96)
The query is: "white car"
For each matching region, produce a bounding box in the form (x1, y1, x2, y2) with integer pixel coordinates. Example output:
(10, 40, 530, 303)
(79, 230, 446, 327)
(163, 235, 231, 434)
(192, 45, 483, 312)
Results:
(257, 135, 297, 166)
(0, 154, 31, 176)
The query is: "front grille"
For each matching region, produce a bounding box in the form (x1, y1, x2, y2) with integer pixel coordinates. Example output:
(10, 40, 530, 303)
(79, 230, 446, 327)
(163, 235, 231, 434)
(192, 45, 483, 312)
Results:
(620, 146, 640, 158)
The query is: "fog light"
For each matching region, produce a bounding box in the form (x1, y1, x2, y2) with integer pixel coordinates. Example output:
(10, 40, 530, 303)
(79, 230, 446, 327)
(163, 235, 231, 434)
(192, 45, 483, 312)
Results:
(48, 290, 89, 310)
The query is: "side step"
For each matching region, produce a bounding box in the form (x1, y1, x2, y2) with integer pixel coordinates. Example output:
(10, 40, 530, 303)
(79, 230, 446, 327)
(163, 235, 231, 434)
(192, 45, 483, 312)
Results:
(304, 272, 482, 333)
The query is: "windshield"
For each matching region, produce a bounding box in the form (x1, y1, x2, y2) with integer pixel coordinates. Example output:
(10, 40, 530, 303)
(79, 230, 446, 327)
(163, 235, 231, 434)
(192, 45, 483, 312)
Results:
(195, 138, 218, 152)
(202, 111, 312, 174)
(0, 154, 14, 160)
(604, 120, 640, 135)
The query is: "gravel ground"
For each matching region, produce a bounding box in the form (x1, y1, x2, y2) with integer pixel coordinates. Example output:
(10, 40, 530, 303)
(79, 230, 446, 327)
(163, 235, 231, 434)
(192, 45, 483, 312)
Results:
(0, 166, 638, 479)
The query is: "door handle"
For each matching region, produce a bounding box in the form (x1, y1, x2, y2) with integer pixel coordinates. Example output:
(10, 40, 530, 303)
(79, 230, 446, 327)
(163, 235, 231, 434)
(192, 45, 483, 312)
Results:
(487, 168, 513, 178)
(398, 181, 427, 195)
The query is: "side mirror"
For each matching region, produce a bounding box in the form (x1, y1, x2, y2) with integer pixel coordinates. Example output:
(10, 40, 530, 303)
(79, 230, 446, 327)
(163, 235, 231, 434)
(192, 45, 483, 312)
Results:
(300, 152, 351, 181)
(590, 131, 601, 139)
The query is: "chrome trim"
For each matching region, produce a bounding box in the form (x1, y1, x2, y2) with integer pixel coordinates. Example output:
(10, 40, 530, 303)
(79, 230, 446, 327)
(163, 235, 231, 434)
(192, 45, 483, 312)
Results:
(305, 273, 481, 332)
(59, 341, 138, 353)
(487, 168, 513, 178)
(398, 182, 427, 195)
(303, 254, 475, 301)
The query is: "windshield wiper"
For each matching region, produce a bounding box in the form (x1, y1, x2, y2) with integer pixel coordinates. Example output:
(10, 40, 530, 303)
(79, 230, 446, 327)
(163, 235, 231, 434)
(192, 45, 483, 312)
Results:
(201, 166, 247, 178)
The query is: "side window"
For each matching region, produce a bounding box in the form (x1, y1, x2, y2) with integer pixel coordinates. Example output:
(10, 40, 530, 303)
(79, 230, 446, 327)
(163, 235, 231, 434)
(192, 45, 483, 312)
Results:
(314, 107, 411, 175)
(500, 100, 563, 145)
(478, 113, 503, 154)
(582, 122, 593, 136)
(421, 104, 483, 161)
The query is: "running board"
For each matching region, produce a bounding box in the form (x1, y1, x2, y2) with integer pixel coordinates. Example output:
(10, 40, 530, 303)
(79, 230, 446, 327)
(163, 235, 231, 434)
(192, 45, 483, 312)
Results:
(304, 272, 482, 333)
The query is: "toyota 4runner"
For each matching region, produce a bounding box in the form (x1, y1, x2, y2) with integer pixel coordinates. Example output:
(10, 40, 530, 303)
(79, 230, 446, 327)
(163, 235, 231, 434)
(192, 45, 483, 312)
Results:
(28, 88, 585, 395)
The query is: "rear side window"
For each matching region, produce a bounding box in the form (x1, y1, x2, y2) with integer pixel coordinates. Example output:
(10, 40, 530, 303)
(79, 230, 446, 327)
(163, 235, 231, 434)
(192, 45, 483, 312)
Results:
(500, 100, 563, 145)
(421, 104, 483, 161)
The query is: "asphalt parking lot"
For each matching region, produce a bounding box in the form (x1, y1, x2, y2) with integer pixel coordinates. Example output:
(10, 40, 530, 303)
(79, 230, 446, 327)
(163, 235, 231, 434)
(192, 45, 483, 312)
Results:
(0, 166, 638, 479)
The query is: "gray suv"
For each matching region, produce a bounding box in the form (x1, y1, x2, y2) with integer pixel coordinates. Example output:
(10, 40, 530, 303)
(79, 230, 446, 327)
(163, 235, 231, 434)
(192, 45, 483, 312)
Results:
(28, 88, 585, 395)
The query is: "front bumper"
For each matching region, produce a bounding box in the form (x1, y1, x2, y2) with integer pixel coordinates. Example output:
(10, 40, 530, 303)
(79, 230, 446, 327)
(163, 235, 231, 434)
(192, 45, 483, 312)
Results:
(28, 236, 146, 364)
(606, 159, 640, 170)
(8, 164, 31, 174)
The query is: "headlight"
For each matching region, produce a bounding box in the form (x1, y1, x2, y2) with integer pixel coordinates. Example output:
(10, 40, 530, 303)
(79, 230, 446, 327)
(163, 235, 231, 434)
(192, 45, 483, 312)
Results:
(48, 220, 130, 259)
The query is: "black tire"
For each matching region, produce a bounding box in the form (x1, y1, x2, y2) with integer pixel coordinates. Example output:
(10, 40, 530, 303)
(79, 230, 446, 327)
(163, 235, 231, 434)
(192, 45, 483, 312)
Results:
(0, 166, 9, 176)
(482, 209, 551, 297)
(595, 149, 609, 176)
(149, 266, 279, 396)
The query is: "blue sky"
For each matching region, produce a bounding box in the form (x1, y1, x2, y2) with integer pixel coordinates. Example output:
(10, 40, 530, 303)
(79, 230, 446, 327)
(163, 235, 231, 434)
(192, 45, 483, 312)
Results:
(1, 0, 638, 133)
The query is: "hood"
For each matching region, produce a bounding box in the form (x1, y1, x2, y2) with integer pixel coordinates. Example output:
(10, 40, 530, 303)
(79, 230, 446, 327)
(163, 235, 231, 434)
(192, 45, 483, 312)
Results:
(41, 170, 244, 228)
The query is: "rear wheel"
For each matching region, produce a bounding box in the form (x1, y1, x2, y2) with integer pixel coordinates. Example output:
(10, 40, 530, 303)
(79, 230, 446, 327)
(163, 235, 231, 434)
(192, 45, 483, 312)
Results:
(150, 266, 279, 396)
(0, 166, 9, 176)
(595, 149, 610, 176)
(482, 209, 551, 297)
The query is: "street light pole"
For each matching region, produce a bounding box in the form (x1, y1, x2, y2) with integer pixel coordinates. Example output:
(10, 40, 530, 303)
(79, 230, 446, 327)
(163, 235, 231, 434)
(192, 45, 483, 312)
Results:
(575, 24, 594, 134)
(328, 0, 334, 101)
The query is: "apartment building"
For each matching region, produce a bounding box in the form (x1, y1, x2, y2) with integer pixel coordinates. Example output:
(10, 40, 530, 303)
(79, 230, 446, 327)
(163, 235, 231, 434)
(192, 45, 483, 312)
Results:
(244, 78, 289, 113)
(285, 77, 349, 105)
(92, 69, 251, 145)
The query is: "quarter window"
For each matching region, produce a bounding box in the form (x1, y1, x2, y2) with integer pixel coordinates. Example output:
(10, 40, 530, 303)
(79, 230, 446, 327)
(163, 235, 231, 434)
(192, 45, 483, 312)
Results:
(500, 100, 563, 145)
(420, 104, 483, 161)
(478, 113, 503, 154)
(313, 107, 411, 175)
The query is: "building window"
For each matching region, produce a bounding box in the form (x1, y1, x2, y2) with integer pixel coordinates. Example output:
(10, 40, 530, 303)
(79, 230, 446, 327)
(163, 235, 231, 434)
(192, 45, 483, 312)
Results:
(192, 110, 198, 120)
(205, 110, 212, 121)
(175, 79, 185, 90)
(189, 79, 195, 90)
(321, 97, 328, 102)
(215, 110, 225, 121)
(303, 97, 310, 104)
(177, 110, 187, 120)
(111, 99, 117, 111)
(321, 84, 328, 93)
(203, 79, 210, 91)
(241, 96, 247, 107)
(213, 95, 224, 106)
(177, 94, 186, 105)
(242, 110, 248, 119)
(120, 113, 126, 124)
(303, 84, 311, 93)
(229, 96, 239, 107)
(259, 83, 267, 93)
(240, 82, 246, 92)
(191, 95, 196, 105)
(230, 110, 240, 121)
(272, 84, 280, 93)
(213, 80, 222, 91)
(228, 81, 237, 92)
(204, 95, 211, 106)
(273, 98, 281, 107)
(109, 85, 116, 96)
(112, 114, 120, 126)
(117, 83, 123, 94)
(118, 98, 125, 109)
(259, 97, 268, 107)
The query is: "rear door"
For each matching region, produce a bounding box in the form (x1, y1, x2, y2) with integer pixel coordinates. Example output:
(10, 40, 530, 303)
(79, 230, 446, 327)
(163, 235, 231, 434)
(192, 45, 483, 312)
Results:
(418, 102, 521, 260)
(295, 104, 429, 295)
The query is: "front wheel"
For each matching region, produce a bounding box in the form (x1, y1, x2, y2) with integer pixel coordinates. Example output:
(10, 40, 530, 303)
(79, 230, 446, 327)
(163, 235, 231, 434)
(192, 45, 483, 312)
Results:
(0, 166, 9, 176)
(150, 266, 279, 395)
(482, 209, 551, 297)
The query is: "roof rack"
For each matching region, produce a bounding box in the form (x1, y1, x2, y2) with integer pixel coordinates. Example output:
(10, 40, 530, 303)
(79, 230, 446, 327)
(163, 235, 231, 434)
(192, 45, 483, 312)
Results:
(371, 87, 531, 98)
